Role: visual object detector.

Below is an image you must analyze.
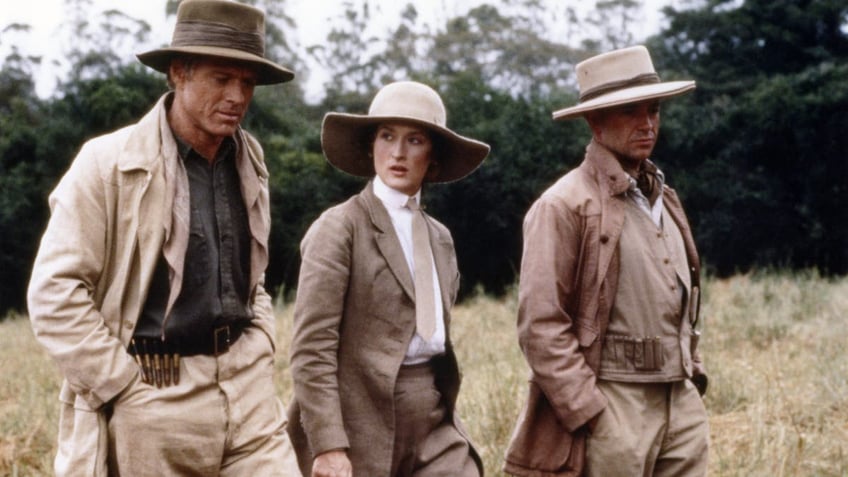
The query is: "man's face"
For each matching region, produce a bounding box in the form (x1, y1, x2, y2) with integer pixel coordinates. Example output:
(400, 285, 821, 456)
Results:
(372, 122, 435, 196)
(169, 57, 258, 149)
(587, 100, 661, 167)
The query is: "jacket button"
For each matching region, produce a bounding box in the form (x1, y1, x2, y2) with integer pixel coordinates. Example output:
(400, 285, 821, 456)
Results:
(600, 235, 609, 244)
(124, 321, 134, 329)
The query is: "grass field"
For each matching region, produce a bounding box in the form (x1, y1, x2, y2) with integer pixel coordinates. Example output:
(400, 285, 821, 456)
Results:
(2, 271, 847, 476)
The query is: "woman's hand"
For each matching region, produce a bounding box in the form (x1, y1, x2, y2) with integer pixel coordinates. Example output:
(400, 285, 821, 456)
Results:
(312, 449, 352, 477)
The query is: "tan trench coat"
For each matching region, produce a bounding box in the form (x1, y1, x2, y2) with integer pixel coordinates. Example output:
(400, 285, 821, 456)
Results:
(287, 183, 482, 476)
(503, 141, 706, 477)
(26, 94, 277, 476)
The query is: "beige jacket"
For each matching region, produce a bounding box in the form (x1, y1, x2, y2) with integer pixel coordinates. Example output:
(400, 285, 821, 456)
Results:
(504, 141, 705, 477)
(26, 94, 275, 476)
(287, 183, 481, 476)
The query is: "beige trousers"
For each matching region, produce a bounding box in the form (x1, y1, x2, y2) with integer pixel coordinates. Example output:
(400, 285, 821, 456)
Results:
(391, 363, 479, 477)
(106, 326, 300, 476)
(585, 379, 709, 477)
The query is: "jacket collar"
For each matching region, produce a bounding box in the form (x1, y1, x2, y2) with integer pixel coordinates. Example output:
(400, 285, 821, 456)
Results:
(360, 181, 454, 312)
(116, 93, 268, 182)
(584, 140, 663, 199)
(117, 94, 174, 173)
(361, 182, 416, 301)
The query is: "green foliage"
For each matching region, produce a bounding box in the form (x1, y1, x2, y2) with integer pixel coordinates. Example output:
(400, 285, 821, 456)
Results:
(1, 0, 847, 314)
(650, 0, 848, 275)
(426, 74, 588, 295)
(0, 57, 164, 313)
(427, 1, 587, 97)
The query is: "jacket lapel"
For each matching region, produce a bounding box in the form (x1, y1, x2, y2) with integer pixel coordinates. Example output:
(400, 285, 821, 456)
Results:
(362, 184, 416, 301)
(235, 129, 270, 292)
(117, 95, 171, 318)
(588, 141, 629, 283)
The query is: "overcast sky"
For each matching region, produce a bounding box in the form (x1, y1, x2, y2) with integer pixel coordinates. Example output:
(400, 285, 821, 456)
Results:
(1, 0, 679, 100)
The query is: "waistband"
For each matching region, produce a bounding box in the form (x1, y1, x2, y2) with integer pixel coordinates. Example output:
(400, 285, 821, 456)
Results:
(398, 358, 441, 381)
(130, 321, 249, 358)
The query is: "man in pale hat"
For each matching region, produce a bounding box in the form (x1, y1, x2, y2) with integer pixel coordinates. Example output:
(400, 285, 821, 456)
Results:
(504, 45, 709, 477)
(287, 81, 489, 477)
(27, 0, 301, 474)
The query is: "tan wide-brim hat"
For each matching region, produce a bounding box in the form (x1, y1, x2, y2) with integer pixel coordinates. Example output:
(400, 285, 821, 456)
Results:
(552, 45, 695, 120)
(137, 0, 294, 85)
(321, 81, 490, 183)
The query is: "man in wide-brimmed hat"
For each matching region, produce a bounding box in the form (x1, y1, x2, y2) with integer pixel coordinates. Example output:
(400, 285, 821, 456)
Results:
(287, 81, 489, 477)
(27, 1, 301, 474)
(504, 45, 709, 477)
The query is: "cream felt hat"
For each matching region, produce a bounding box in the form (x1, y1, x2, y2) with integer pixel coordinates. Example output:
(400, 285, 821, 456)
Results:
(321, 81, 490, 183)
(137, 0, 294, 85)
(553, 45, 695, 120)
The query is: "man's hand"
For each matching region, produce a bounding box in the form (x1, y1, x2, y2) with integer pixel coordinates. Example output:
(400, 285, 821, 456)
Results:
(585, 412, 602, 435)
(312, 449, 352, 477)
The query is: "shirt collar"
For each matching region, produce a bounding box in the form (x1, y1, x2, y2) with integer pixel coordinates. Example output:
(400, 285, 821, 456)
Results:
(586, 140, 665, 198)
(373, 175, 421, 210)
(172, 131, 237, 164)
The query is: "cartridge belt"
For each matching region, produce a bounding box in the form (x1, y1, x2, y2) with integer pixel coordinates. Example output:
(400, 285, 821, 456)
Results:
(128, 322, 249, 387)
(598, 334, 686, 381)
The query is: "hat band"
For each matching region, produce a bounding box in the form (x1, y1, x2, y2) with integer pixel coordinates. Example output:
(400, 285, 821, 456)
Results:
(579, 73, 661, 103)
(172, 20, 265, 57)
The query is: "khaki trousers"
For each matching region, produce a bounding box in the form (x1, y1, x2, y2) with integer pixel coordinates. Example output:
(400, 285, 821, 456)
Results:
(106, 326, 301, 476)
(390, 363, 479, 477)
(585, 380, 709, 477)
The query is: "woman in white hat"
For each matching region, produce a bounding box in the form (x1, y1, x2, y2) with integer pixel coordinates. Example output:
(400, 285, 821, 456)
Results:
(288, 81, 489, 477)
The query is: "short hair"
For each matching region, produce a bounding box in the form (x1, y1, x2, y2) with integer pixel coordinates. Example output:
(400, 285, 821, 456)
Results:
(166, 55, 200, 90)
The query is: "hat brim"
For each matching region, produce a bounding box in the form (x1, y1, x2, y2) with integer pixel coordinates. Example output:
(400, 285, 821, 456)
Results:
(137, 46, 294, 85)
(321, 113, 490, 184)
(552, 81, 695, 120)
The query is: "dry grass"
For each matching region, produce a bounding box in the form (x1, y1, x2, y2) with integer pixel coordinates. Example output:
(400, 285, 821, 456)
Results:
(699, 271, 848, 477)
(0, 313, 60, 476)
(2, 271, 847, 476)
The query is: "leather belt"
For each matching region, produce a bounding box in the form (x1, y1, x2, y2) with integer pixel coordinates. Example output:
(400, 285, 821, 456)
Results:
(130, 322, 249, 358)
(178, 322, 248, 357)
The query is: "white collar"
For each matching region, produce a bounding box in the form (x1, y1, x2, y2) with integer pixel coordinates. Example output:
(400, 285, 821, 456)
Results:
(373, 175, 421, 210)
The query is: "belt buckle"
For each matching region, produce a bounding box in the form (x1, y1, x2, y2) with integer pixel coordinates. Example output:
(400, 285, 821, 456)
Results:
(213, 326, 231, 357)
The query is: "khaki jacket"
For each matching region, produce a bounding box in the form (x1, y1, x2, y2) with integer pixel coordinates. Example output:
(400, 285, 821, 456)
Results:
(287, 183, 481, 476)
(26, 94, 275, 476)
(503, 141, 705, 477)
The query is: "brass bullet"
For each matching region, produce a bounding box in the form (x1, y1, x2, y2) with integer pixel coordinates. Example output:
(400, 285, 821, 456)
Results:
(163, 353, 171, 386)
(153, 353, 162, 388)
(173, 354, 180, 385)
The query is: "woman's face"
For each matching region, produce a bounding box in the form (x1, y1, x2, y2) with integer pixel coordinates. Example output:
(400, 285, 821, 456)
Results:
(372, 121, 436, 196)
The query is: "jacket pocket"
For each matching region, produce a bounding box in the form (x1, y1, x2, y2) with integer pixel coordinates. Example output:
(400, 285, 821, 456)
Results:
(505, 381, 585, 473)
(54, 387, 108, 477)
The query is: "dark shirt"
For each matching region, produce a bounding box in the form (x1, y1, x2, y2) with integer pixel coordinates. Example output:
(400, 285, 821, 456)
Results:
(134, 134, 253, 343)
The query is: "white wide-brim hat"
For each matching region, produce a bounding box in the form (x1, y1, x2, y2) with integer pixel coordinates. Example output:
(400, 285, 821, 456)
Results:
(553, 45, 695, 120)
(137, 0, 294, 85)
(321, 81, 490, 183)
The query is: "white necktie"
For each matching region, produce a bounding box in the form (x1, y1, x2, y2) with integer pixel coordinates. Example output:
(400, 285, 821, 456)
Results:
(407, 197, 435, 341)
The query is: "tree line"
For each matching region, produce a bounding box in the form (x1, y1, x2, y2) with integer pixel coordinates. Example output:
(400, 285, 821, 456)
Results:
(1, 0, 846, 315)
